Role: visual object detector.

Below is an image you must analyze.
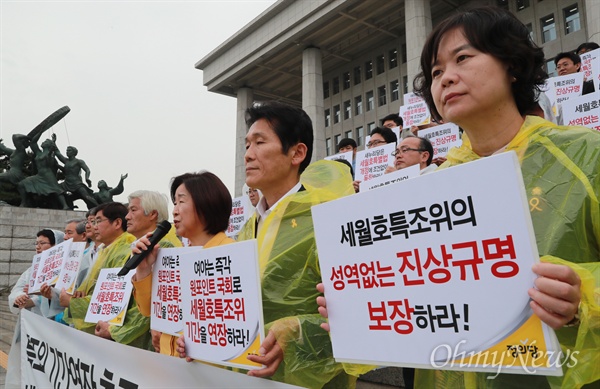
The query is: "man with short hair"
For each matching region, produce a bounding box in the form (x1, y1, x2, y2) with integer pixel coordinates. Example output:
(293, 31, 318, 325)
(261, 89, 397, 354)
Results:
(367, 126, 397, 148)
(554, 51, 593, 95)
(336, 137, 358, 173)
(380, 113, 403, 129)
(64, 218, 86, 242)
(239, 101, 357, 388)
(386, 136, 437, 175)
(63, 202, 152, 350)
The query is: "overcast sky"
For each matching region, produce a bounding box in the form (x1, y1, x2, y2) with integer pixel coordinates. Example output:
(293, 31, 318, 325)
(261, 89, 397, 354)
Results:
(1, 0, 275, 211)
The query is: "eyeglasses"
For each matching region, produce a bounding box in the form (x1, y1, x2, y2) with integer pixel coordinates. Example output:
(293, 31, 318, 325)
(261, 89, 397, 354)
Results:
(366, 139, 386, 148)
(35, 241, 51, 247)
(92, 217, 110, 226)
(392, 147, 425, 156)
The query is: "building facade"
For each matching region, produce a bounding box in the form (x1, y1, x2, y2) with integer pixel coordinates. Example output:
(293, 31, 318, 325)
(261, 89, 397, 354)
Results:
(196, 0, 599, 194)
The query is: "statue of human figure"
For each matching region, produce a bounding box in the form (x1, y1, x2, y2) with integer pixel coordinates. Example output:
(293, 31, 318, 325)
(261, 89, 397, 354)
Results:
(54, 146, 98, 209)
(93, 173, 128, 204)
(17, 133, 69, 210)
(0, 134, 31, 186)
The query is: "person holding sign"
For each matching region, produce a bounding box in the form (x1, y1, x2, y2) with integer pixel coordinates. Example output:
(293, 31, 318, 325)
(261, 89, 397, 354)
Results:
(360, 5, 596, 388)
(63, 202, 155, 350)
(384, 136, 437, 175)
(132, 172, 234, 357)
(237, 101, 362, 388)
(7, 229, 64, 389)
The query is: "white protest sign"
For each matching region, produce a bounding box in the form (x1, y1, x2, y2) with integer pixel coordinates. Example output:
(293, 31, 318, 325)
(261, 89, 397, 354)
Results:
(419, 123, 462, 158)
(400, 100, 431, 129)
(360, 164, 420, 192)
(227, 195, 251, 238)
(31, 239, 72, 293)
(180, 240, 264, 369)
(21, 310, 301, 389)
(561, 91, 600, 131)
(391, 126, 401, 141)
(548, 73, 585, 105)
(27, 253, 43, 292)
(324, 150, 353, 164)
(85, 268, 134, 326)
(150, 247, 199, 336)
(54, 241, 86, 294)
(355, 143, 396, 182)
(403, 92, 422, 105)
(313, 152, 561, 375)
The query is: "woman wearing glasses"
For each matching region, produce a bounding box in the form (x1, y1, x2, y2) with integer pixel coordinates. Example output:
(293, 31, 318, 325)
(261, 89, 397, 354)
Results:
(132, 171, 234, 357)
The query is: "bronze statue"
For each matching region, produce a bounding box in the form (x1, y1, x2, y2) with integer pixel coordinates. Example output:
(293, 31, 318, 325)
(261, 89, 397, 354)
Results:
(0, 134, 31, 187)
(93, 174, 128, 204)
(55, 146, 98, 209)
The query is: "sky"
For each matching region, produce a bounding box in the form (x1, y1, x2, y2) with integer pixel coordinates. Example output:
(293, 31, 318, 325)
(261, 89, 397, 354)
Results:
(0, 0, 276, 211)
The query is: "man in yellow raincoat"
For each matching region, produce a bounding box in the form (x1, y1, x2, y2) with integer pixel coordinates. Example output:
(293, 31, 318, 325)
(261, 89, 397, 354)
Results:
(238, 101, 360, 388)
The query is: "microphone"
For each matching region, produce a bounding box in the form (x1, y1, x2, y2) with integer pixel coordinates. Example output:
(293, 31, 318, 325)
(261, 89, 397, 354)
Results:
(118, 220, 171, 276)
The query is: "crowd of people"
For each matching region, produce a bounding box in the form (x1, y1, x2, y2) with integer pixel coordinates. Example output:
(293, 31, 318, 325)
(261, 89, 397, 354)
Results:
(7, 5, 599, 389)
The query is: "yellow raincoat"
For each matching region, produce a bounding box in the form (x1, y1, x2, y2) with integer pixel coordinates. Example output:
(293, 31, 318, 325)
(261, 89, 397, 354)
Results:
(65, 229, 179, 350)
(416, 116, 600, 388)
(238, 160, 371, 388)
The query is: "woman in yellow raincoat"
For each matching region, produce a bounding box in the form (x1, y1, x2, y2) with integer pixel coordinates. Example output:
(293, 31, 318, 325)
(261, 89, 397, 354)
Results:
(132, 171, 234, 357)
(408, 6, 599, 388)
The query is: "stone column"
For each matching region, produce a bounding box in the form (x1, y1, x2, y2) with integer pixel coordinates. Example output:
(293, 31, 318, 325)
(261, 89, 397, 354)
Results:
(302, 47, 325, 161)
(585, 0, 599, 43)
(235, 88, 253, 196)
(405, 0, 432, 94)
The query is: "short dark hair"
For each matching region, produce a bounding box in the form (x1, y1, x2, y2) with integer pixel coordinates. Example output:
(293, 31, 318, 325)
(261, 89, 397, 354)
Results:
(94, 202, 128, 232)
(170, 171, 232, 235)
(554, 51, 581, 66)
(333, 158, 354, 177)
(414, 6, 547, 122)
(417, 137, 434, 166)
(337, 138, 357, 151)
(576, 42, 599, 55)
(370, 127, 398, 144)
(37, 229, 56, 245)
(245, 101, 313, 174)
(381, 113, 403, 127)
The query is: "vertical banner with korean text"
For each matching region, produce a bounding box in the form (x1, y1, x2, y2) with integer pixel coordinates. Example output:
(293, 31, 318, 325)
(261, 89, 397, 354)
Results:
(179, 240, 264, 369)
(312, 152, 561, 375)
(419, 123, 462, 158)
(227, 196, 251, 239)
(31, 239, 73, 293)
(54, 241, 86, 294)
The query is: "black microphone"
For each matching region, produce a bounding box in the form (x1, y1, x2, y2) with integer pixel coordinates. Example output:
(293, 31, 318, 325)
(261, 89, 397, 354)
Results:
(118, 220, 171, 276)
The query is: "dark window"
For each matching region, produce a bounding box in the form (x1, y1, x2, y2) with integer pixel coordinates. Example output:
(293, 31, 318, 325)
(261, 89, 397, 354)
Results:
(333, 77, 340, 94)
(366, 91, 374, 111)
(324, 109, 331, 127)
(516, 0, 529, 11)
(378, 85, 387, 106)
(343, 72, 351, 90)
(333, 105, 340, 124)
(376, 54, 385, 75)
(389, 49, 398, 69)
(355, 96, 363, 115)
(334, 134, 341, 149)
(323, 81, 329, 99)
(541, 14, 556, 43)
(546, 59, 557, 77)
(365, 60, 373, 80)
(343, 100, 351, 120)
(564, 5, 580, 34)
(390, 80, 399, 102)
(402, 76, 408, 94)
(326, 138, 332, 156)
(356, 127, 364, 146)
(401, 44, 407, 63)
(345, 130, 353, 139)
(354, 66, 361, 85)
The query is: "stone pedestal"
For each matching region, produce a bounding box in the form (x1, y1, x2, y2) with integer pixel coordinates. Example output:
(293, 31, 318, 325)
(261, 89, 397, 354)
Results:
(0, 206, 84, 291)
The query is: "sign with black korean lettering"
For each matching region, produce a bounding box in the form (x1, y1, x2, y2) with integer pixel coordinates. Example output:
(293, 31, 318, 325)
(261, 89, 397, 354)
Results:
(179, 240, 264, 369)
(85, 268, 134, 326)
(400, 93, 431, 129)
(226, 196, 251, 238)
(324, 150, 353, 165)
(150, 247, 196, 336)
(313, 151, 561, 375)
(561, 91, 600, 131)
(360, 164, 419, 192)
(355, 143, 396, 183)
(31, 239, 73, 293)
(580, 48, 599, 89)
(546, 73, 585, 107)
(419, 123, 462, 158)
(27, 253, 43, 292)
(54, 241, 86, 294)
